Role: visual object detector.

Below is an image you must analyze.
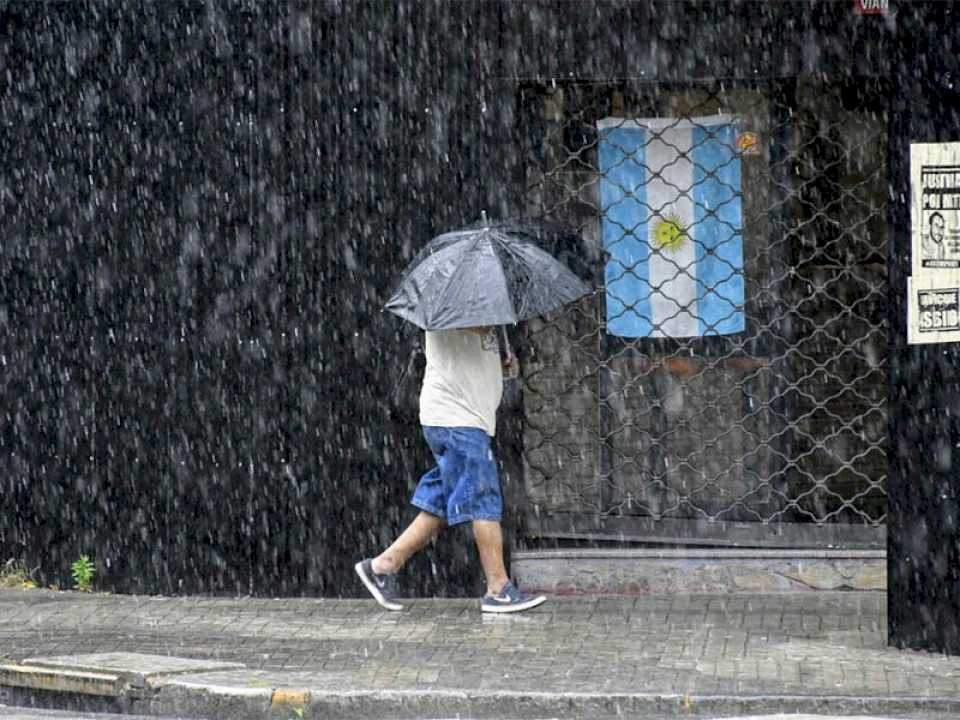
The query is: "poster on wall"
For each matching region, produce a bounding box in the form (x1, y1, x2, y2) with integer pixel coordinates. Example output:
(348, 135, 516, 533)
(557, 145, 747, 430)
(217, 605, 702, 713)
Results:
(907, 275, 960, 345)
(909, 142, 960, 344)
(911, 142, 960, 277)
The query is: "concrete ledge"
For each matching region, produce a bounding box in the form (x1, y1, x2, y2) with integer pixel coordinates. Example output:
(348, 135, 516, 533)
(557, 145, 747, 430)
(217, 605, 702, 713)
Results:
(6, 664, 960, 719)
(0, 664, 125, 698)
(149, 681, 272, 719)
(9, 679, 960, 720)
(150, 687, 960, 720)
(512, 548, 888, 593)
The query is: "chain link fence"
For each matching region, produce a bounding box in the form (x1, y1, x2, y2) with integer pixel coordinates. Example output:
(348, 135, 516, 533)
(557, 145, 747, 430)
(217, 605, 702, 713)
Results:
(517, 79, 888, 549)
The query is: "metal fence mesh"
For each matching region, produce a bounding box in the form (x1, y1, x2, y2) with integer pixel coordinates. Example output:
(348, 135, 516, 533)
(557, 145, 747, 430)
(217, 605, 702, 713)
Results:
(517, 80, 888, 548)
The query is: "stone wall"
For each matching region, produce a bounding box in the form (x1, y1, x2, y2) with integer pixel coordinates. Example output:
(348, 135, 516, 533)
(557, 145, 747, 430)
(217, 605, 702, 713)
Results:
(513, 548, 887, 594)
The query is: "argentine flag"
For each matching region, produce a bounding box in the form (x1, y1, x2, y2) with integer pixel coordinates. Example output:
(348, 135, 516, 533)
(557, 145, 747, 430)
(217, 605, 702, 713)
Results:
(597, 116, 745, 338)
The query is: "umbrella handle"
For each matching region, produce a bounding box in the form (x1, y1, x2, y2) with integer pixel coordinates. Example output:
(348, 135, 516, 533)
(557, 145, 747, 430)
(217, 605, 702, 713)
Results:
(500, 325, 512, 357)
(500, 326, 519, 381)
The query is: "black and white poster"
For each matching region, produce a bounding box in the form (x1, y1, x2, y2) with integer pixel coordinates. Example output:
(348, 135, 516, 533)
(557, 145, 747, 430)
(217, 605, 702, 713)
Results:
(909, 143, 960, 344)
(912, 143, 960, 275)
(908, 277, 960, 345)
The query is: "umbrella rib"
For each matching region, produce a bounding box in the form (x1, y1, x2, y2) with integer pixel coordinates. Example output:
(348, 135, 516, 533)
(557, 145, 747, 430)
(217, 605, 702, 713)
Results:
(490, 240, 519, 325)
(488, 236, 521, 324)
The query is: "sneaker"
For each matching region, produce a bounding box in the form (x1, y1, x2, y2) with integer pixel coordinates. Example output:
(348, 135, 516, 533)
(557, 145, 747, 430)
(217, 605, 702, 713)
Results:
(354, 559, 403, 611)
(481, 581, 547, 614)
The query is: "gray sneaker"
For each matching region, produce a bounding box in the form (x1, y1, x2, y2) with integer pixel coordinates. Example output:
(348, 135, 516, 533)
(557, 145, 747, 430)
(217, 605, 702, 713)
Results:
(355, 559, 403, 611)
(481, 581, 547, 614)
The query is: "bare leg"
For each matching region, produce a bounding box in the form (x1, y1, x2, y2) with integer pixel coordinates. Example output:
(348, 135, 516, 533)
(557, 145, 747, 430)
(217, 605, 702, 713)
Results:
(372, 511, 445, 574)
(472, 519, 509, 595)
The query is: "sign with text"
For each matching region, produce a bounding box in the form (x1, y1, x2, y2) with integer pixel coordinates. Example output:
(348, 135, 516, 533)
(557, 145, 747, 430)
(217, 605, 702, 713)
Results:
(911, 143, 960, 278)
(908, 275, 960, 344)
(853, 0, 889, 14)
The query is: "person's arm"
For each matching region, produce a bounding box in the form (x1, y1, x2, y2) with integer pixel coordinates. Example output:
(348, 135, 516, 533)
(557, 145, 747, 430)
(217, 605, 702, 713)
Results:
(465, 326, 519, 377)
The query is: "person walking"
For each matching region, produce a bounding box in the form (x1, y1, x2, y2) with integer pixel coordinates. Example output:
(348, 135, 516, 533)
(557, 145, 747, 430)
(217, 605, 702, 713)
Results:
(355, 325, 547, 614)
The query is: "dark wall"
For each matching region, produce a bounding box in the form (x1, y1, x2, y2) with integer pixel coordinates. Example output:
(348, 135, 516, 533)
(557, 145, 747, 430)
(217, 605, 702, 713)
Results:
(887, 2, 960, 653)
(0, 0, 517, 596)
(0, 0, 900, 596)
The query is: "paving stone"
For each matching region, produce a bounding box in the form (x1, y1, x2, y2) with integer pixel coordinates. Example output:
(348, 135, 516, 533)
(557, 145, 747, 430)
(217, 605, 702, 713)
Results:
(20, 653, 243, 678)
(2, 589, 960, 718)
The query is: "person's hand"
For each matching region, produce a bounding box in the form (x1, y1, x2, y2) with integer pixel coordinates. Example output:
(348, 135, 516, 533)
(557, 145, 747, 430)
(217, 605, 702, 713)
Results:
(502, 352, 520, 379)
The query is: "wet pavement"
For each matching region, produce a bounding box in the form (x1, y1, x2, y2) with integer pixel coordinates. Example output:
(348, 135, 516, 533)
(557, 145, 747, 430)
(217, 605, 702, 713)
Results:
(3, 711, 960, 720)
(1, 589, 959, 719)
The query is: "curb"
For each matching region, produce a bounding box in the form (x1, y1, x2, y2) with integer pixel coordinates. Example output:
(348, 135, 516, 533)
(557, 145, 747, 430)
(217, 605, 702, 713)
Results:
(246, 689, 960, 719)
(4, 658, 960, 719)
(6, 677, 960, 720)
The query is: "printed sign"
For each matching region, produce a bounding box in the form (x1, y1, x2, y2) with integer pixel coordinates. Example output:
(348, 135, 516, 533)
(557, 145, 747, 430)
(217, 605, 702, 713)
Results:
(917, 287, 960, 333)
(908, 275, 960, 345)
(911, 143, 960, 278)
(853, 0, 889, 14)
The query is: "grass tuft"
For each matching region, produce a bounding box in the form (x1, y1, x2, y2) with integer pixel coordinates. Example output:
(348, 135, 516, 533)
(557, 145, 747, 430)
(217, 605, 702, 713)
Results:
(0, 559, 38, 589)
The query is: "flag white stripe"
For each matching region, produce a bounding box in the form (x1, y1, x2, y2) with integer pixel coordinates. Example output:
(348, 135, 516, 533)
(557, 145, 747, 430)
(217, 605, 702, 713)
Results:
(646, 126, 698, 337)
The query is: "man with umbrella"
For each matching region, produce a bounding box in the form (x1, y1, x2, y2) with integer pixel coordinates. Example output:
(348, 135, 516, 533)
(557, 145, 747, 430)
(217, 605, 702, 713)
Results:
(355, 217, 590, 613)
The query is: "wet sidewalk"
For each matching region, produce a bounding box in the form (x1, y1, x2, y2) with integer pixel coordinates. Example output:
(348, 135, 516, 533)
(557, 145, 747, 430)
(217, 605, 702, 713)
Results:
(1, 588, 959, 719)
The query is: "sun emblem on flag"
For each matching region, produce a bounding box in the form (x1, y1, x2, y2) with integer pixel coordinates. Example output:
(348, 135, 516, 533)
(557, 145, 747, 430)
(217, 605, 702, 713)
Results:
(652, 213, 687, 254)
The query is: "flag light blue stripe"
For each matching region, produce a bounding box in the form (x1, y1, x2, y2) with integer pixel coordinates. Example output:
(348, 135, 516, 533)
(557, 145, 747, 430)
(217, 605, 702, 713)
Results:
(599, 128, 651, 337)
(692, 124, 745, 336)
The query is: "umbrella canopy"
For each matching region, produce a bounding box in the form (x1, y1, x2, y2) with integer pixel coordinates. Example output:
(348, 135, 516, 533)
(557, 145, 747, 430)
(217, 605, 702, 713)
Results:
(384, 218, 592, 331)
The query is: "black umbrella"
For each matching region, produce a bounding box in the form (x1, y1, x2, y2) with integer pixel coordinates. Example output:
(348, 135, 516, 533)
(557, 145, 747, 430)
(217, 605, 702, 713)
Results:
(384, 217, 592, 331)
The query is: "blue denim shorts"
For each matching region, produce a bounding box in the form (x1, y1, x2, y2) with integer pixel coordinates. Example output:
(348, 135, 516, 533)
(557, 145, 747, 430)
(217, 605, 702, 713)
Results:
(411, 426, 503, 526)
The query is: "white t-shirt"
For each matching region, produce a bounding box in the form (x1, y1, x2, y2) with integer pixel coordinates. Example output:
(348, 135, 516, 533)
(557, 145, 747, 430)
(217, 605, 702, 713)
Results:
(419, 329, 503, 437)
